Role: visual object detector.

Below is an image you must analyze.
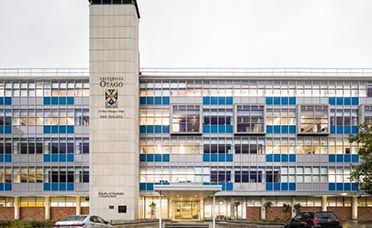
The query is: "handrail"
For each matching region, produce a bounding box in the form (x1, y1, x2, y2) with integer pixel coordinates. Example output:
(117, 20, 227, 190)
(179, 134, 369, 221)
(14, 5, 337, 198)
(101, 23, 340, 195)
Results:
(1, 68, 372, 78)
(0, 68, 89, 77)
(139, 67, 372, 77)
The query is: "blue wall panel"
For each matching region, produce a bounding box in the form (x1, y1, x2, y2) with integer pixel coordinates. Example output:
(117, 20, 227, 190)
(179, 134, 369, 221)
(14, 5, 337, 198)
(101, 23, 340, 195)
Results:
(329, 97, 359, 106)
(203, 96, 233, 105)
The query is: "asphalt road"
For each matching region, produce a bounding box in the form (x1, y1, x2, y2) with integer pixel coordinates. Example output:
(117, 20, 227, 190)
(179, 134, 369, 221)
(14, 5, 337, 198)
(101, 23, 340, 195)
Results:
(342, 221, 372, 228)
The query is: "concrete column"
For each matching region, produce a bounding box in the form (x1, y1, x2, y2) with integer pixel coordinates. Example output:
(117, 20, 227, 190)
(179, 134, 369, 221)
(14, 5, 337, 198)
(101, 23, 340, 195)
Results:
(172, 201, 175, 220)
(261, 197, 265, 220)
(76, 196, 81, 215)
(159, 192, 162, 228)
(167, 199, 171, 220)
(291, 197, 296, 218)
(14, 196, 20, 220)
(352, 196, 358, 220)
(200, 198, 204, 220)
(212, 194, 216, 228)
(45, 196, 51, 220)
(321, 196, 327, 211)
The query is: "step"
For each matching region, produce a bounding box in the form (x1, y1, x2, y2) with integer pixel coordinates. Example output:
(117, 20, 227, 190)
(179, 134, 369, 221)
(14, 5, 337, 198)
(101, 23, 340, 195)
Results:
(165, 222, 209, 228)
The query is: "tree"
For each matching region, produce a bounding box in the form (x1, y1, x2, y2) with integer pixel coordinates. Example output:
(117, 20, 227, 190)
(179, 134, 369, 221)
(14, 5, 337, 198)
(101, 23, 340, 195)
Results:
(149, 202, 157, 219)
(233, 201, 240, 219)
(263, 201, 272, 219)
(282, 203, 291, 219)
(349, 123, 372, 195)
(293, 203, 301, 214)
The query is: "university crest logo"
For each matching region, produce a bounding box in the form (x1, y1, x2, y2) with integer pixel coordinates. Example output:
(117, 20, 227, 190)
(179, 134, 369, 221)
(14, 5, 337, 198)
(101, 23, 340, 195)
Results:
(105, 89, 118, 108)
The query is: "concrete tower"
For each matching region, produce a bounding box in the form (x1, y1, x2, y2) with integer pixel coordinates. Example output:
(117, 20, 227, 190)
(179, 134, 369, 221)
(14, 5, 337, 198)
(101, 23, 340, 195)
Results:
(88, 0, 140, 220)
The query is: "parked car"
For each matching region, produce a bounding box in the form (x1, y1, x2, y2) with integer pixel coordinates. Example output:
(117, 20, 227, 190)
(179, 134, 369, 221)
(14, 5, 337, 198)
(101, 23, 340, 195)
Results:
(53, 215, 112, 228)
(284, 211, 342, 228)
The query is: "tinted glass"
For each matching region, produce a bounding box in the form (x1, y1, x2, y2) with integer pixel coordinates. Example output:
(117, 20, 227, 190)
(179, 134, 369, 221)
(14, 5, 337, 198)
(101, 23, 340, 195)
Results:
(62, 215, 86, 221)
(315, 212, 337, 219)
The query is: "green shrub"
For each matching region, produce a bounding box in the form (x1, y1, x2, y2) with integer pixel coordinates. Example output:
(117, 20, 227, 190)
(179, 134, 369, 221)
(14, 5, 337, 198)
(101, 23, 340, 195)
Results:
(0, 220, 55, 228)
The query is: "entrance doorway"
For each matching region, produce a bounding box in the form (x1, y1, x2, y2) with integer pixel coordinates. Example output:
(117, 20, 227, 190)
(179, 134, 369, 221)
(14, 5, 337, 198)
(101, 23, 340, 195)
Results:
(174, 200, 199, 220)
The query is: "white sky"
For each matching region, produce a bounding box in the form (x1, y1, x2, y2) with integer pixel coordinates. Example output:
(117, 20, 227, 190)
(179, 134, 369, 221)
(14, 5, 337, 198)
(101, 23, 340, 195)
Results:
(0, 0, 371, 68)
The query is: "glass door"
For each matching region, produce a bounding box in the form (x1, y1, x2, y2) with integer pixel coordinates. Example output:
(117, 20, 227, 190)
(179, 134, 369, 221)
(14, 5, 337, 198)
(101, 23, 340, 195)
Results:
(175, 200, 199, 220)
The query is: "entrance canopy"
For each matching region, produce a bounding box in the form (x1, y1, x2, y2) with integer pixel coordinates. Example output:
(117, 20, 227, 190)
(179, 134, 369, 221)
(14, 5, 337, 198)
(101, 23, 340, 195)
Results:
(154, 184, 221, 227)
(154, 184, 221, 200)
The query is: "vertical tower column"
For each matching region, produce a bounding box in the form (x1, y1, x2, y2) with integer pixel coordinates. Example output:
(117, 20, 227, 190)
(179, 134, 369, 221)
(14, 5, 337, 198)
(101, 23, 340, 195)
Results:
(89, 0, 140, 221)
(45, 196, 51, 220)
(321, 196, 327, 211)
(352, 196, 358, 220)
(14, 196, 20, 220)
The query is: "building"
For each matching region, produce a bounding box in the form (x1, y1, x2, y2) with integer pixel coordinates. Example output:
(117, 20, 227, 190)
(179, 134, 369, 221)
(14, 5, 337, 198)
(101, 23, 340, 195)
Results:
(1, 0, 372, 222)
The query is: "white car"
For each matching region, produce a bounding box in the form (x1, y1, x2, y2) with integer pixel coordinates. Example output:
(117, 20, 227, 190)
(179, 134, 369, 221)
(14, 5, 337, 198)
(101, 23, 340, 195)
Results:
(53, 215, 113, 228)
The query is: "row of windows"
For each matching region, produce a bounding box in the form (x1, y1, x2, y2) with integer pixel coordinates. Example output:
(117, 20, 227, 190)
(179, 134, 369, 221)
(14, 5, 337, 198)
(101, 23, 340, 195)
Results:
(140, 136, 358, 155)
(0, 196, 89, 207)
(139, 166, 351, 184)
(0, 81, 89, 97)
(0, 109, 89, 126)
(0, 166, 89, 183)
(0, 138, 89, 155)
(140, 81, 372, 97)
(141, 105, 366, 135)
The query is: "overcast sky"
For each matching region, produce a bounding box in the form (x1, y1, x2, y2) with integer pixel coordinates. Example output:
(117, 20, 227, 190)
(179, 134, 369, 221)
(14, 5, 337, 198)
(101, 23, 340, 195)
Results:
(0, 0, 371, 68)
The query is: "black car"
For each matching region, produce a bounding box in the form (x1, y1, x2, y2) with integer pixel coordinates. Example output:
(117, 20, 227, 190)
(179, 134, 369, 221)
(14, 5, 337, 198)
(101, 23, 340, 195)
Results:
(284, 211, 342, 228)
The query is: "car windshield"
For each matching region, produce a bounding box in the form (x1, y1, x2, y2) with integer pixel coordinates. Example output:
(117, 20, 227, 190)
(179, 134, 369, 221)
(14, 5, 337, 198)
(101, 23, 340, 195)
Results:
(62, 216, 87, 221)
(315, 212, 336, 219)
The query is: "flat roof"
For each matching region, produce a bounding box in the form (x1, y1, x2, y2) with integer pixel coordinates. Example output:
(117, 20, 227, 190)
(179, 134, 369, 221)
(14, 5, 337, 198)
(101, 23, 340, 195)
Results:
(140, 68, 372, 80)
(88, 0, 140, 18)
(154, 184, 221, 199)
(1, 68, 372, 80)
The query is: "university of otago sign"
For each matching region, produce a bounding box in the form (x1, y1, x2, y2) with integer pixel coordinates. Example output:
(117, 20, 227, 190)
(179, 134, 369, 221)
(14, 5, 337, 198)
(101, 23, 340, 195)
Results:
(100, 76, 124, 108)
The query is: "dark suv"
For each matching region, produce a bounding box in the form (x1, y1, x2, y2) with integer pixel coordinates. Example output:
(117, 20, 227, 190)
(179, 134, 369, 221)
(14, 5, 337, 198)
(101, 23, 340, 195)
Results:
(284, 211, 342, 228)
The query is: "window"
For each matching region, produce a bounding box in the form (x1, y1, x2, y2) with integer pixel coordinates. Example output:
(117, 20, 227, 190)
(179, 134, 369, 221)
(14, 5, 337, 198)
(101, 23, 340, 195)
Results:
(203, 108, 232, 125)
(235, 168, 263, 183)
(235, 144, 262, 154)
(367, 84, 372, 97)
(0, 197, 14, 207)
(20, 197, 44, 207)
(235, 105, 265, 134)
(0, 168, 3, 183)
(363, 106, 372, 124)
(171, 105, 201, 134)
(299, 105, 329, 134)
(265, 169, 280, 183)
(204, 144, 231, 154)
(75, 109, 89, 126)
(46, 167, 75, 183)
(211, 170, 231, 182)
(51, 197, 76, 207)
(140, 108, 169, 125)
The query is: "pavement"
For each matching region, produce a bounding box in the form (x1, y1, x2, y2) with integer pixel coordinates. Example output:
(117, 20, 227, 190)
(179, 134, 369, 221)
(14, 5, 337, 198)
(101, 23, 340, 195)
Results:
(342, 220, 372, 228)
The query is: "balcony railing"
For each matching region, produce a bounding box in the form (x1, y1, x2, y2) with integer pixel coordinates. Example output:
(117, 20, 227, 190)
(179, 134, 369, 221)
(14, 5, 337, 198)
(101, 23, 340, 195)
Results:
(0, 68, 89, 78)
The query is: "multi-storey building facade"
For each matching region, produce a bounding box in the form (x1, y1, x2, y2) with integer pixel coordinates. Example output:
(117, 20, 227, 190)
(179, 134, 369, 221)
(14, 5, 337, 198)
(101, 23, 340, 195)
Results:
(1, 0, 372, 223)
(1, 68, 372, 221)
